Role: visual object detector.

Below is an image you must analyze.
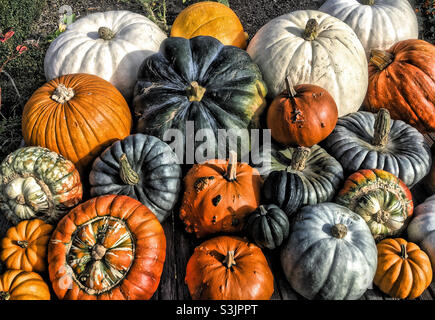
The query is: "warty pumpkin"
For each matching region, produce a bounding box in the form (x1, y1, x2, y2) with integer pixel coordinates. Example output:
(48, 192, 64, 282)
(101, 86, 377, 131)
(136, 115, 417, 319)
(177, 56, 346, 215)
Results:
(48, 194, 166, 300)
(185, 236, 274, 300)
(0, 270, 50, 300)
(0, 146, 82, 225)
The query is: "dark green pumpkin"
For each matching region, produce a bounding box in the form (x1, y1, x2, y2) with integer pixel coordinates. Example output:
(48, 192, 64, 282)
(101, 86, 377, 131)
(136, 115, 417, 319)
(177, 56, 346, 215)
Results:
(133, 36, 267, 161)
(89, 133, 182, 222)
(245, 204, 290, 250)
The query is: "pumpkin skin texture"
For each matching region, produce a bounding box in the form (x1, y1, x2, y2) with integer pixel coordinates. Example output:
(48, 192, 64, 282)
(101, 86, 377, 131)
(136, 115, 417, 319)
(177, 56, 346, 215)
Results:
(0, 147, 82, 225)
(48, 195, 166, 300)
(336, 169, 413, 241)
(0, 270, 51, 300)
(89, 134, 182, 223)
(44, 10, 167, 99)
(245, 205, 290, 250)
(266, 78, 338, 147)
(185, 236, 274, 300)
(321, 109, 432, 188)
(247, 10, 368, 117)
(22, 74, 132, 178)
(179, 152, 263, 238)
(170, 1, 248, 49)
(133, 36, 267, 162)
(374, 238, 432, 300)
(363, 39, 435, 133)
(280, 202, 377, 300)
(424, 145, 435, 194)
(319, 0, 418, 58)
(1, 219, 53, 272)
(407, 195, 435, 274)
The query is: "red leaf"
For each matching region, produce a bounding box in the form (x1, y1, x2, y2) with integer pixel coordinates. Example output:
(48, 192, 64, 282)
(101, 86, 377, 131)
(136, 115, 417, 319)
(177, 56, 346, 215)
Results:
(16, 45, 28, 54)
(0, 29, 14, 43)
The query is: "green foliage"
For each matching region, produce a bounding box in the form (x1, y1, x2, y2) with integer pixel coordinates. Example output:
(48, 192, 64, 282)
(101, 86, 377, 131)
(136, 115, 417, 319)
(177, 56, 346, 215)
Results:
(46, 13, 77, 43)
(0, 114, 22, 162)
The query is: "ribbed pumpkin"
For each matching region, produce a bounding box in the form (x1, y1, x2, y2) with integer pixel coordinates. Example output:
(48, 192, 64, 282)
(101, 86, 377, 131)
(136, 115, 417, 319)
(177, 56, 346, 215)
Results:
(180, 151, 263, 238)
(336, 169, 413, 241)
(363, 39, 435, 133)
(0, 270, 51, 300)
(374, 238, 432, 300)
(48, 195, 166, 300)
(424, 145, 435, 194)
(170, 1, 248, 49)
(185, 236, 274, 300)
(1, 219, 53, 272)
(22, 73, 132, 178)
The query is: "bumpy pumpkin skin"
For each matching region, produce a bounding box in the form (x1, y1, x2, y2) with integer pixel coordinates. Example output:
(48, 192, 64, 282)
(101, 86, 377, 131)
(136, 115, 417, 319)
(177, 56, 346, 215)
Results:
(363, 39, 435, 133)
(374, 238, 432, 300)
(170, 1, 248, 49)
(133, 36, 267, 162)
(0, 147, 82, 225)
(48, 195, 166, 300)
(336, 169, 413, 241)
(0, 270, 51, 300)
(89, 134, 182, 223)
(1, 219, 53, 272)
(22, 73, 132, 178)
(185, 236, 274, 300)
(281, 202, 377, 300)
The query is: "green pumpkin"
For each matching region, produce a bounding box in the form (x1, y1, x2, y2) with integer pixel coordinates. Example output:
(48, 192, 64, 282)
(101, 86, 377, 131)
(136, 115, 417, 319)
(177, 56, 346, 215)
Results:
(245, 204, 290, 250)
(133, 36, 267, 161)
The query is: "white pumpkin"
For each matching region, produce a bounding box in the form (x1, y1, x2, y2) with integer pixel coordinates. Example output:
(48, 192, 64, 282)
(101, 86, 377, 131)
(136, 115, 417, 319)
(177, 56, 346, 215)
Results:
(320, 0, 419, 58)
(44, 10, 167, 100)
(408, 194, 435, 273)
(247, 10, 368, 117)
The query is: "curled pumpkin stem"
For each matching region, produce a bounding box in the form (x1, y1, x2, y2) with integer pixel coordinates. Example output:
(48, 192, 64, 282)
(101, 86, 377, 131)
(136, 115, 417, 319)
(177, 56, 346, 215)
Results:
(259, 205, 267, 216)
(400, 244, 408, 260)
(284, 76, 297, 98)
(224, 151, 238, 181)
(119, 153, 140, 185)
(370, 50, 394, 71)
(372, 108, 391, 147)
(290, 147, 310, 171)
(223, 250, 237, 269)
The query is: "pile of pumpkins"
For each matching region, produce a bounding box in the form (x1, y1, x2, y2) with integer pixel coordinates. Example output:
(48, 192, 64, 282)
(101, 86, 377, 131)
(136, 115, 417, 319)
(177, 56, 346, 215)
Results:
(0, 0, 434, 300)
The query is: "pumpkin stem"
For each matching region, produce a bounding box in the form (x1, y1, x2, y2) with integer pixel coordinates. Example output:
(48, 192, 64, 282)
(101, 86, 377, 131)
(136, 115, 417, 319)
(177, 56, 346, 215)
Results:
(0, 292, 10, 300)
(98, 27, 115, 40)
(284, 76, 297, 98)
(400, 244, 408, 260)
(374, 209, 390, 224)
(17, 240, 28, 249)
(223, 250, 237, 269)
(361, 0, 375, 5)
(91, 244, 107, 261)
(224, 151, 238, 181)
(370, 49, 394, 71)
(51, 84, 74, 103)
(187, 81, 206, 102)
(290, 147, 310, 171)
(303, 19, 319, 41)
(372, 108, 391, 147)
(331, 223, 347, 239)
(259, 205, 267, 216)
(119, 153, 140, 185)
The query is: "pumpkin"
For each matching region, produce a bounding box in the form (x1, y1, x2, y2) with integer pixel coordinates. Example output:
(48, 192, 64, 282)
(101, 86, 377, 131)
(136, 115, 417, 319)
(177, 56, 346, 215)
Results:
(424, 145, 435, 194)
(89, 133, 182, 223)
(170, 1, 248, 49)
(48, 194, 166, 300)
(185, 236, 274, 300)
(257, 145, 344, 216)
(319, 0, 418, 58)
(321, 109, 432, 188)
(0, 270, 50, 300)
(247, 10, 368, 117)
(407, 194, 435, 274)
(245, 204, 289, 250)
(336, 169, 413, 241)
(0, 146, 82, 225)
(266, 77, 338, 147)
(374, 238, 432, 300)
(22, 73, 132, 178)
(363, 39, 435, 133)
(44, 10, 167, 99)
(133, 36, 267, 161)
(1, 219, 53, 272)
(179, 151, 262, 238)
(280, 202, 377, 300)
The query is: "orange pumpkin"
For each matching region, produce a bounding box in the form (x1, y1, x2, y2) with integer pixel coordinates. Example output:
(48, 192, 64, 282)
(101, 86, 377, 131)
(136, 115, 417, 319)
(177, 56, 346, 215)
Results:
(48, 194, 166, 300)
(170, 1, 249, 49)
(374, 238, 432, 299)
(1, 219, 53, 272)
(0, 270, 51, 300)
(180, 151, 263, 238)
(363, 39, 435, 133)
(185, 236, 274, 300)
(22, 73, 132, 178)
(266, 77, 338, 147)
